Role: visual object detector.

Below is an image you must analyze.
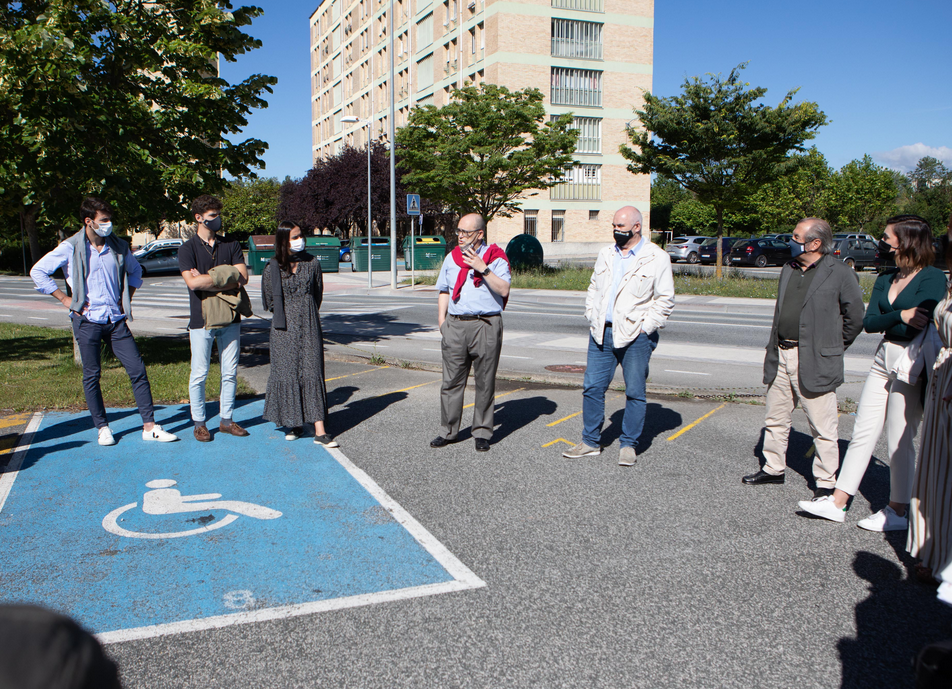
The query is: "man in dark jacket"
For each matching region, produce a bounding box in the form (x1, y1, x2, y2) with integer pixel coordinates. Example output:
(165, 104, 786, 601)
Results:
(743, 218, 866, 496)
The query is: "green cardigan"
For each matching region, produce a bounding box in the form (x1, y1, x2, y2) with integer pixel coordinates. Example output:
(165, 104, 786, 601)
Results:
(864, 266, 948, 341)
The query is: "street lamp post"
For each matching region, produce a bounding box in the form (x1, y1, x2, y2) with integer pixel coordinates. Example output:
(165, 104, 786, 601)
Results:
(342, 116, 373, 290)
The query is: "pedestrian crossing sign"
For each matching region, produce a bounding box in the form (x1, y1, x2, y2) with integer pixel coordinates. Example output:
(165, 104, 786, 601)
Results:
(407, 194, 421, 216)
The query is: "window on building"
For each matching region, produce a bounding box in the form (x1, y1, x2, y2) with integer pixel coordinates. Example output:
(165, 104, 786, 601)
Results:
(333, 110, 342, 134)
(551, 0, 604, 11)
(417, 13, 433, 48)
(550, 67, 602, 106)
(470, 28, 476, 54)
(551, 19, 603, 60)
(443, 0, 450, 26)
(551, 211, 565, 242)
(524, 210, 538, 237)
(552, 115, 601, 153)
(417, 53, 434, 88)
(551, 164, 601, 201)
(332, 1, 340, 20)
(589, 210, 599, 221)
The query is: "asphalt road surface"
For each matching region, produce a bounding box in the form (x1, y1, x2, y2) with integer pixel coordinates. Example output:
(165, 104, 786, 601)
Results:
(1, 359, 947, 688)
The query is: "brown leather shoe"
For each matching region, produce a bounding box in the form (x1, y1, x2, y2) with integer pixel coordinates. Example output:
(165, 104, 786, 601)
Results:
(194, 425, 212, 442)
(219, 421, 250, 437)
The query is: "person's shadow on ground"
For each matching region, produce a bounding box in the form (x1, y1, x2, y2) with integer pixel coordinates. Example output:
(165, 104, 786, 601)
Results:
(490, 396, 558, 443)
(600, 403, 682, 453)
(838, 551, 952, 688)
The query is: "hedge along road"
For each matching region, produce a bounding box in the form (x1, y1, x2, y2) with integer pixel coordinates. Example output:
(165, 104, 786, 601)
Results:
(2, 357, 947, 688)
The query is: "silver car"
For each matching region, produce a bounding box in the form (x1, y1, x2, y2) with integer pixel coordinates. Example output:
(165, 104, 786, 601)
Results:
(665, 235, 708, 264)
(136, 246, 182, 276)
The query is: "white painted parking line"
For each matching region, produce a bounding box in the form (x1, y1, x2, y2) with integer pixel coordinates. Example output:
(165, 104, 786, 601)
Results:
(423, 348, 441, 352)
(351, 343, 389, 348)
(664, 370, 711, 376)
(27, 317, 48, 321)
(500, 354, 531, 359)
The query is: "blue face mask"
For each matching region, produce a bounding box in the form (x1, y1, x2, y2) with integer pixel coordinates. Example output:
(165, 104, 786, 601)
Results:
(789, 238, 806, 257)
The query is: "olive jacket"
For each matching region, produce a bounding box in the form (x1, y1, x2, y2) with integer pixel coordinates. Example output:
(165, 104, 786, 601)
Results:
(764, 254, 866, 394)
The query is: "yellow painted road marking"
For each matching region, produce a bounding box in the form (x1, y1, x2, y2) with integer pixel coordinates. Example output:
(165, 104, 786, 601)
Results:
(0, 413, 32, 430)
(667, 403, 726, 441)
(377, 379, 440, 397)
(463, 388, 525, 410)
(325, 366, 390, 383)
(546, 411, 581, 427)
(542, 438, 574, 448)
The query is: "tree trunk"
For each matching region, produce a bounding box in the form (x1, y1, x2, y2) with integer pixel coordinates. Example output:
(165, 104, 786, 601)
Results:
(20, 204, 41, 267)
(715, 207, 724, 279)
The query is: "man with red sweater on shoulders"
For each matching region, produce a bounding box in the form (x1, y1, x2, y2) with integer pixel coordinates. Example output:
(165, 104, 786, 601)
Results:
(431, 213, 512, 452)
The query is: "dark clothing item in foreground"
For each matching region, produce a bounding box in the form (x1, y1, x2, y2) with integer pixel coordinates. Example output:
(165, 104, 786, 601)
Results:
(0, 604, 121, 689)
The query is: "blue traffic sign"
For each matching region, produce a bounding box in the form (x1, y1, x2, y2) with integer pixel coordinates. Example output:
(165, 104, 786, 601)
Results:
(406, 194, 421, 216)
(0, 400, 483, 642)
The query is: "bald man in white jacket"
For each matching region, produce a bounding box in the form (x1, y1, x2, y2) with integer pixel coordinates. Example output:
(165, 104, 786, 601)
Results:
(562, 206, 675, 466)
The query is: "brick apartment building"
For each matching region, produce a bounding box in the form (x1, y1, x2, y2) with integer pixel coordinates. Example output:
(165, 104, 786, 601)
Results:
(310, 0, 653, 253)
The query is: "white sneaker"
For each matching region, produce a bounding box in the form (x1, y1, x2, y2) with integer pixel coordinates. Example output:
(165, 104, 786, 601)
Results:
(142, 424, 178, 442)
(562, 442, 601, 459)
(98, 427, 116, 446)
(285, 427, 302, 441)
(857, 506, 908, 532)
(797, 495, 846, 523)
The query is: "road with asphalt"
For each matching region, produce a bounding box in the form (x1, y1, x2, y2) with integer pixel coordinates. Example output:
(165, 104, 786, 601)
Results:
(0, 272, 882, 402)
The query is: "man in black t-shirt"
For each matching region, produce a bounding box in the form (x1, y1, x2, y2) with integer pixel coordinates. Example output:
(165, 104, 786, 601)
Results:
(178, 195, 250, 442)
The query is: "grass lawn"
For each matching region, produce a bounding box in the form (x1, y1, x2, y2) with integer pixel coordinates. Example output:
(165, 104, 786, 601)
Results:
(0, 323, 255, 413)
(408, 266, 878, 300)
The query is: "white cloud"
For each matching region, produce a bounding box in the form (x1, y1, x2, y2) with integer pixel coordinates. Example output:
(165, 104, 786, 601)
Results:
(874, 143, 952, 172)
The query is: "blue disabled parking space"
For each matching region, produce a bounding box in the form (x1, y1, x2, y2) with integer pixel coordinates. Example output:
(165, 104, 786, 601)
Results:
(0, 399, 482, 641)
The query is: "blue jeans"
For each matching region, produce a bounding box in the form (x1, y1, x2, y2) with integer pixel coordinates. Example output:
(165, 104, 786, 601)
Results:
(188, 323, 240, 424)
(72, 315, 154, 429)
(582, 325, 659, 449)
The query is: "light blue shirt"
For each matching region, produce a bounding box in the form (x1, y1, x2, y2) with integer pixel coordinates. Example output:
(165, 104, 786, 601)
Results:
(605, 236, 644, 325)
(31, 238, 143, 324)
(436, 243, 512, 316)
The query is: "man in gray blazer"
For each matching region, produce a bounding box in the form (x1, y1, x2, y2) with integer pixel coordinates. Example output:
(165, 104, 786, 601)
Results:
(743, 218, 865, 497)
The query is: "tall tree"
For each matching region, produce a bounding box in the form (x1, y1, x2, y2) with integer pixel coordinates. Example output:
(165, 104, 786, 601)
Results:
(621, 63, 827, 275)
(826, 155, 898, 233)
(395, 84, 578, 234)
(0, 1, 276, 265)
(747, 146, 832, 232)
(649, 176, 690, 233)
(905, 156, 952, 234)
(220, 177, 283, 243)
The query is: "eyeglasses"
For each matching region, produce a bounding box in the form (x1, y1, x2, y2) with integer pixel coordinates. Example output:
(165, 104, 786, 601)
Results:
(455, 228, 479, 236)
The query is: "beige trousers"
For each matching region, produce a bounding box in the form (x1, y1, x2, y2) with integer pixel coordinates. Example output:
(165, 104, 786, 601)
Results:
(762, 346, 840, 487)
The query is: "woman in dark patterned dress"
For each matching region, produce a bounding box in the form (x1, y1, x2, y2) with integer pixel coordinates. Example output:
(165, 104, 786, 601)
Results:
(262, 222, 338, 447)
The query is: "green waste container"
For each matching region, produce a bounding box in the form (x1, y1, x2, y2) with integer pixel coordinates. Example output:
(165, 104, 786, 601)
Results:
(402, 235, 447, 271)
(305, 235, 341, 273)
(247, 235, 276, 276)
(505, 234, 544, 270)
(351, 236, 391, 272)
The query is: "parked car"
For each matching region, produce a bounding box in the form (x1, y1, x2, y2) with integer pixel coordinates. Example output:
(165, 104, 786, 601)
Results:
(698, 237, 740, 264)
(665, 236, 708, 264)
(761, 233, 793, 243)
(136, 245, 182, 277)
(833, 233, 874, 242)
(134, 238, 183, 257)
(832, 238, 877, 271)
(339, 240, 351, 262)
(728, 238, 792, 267)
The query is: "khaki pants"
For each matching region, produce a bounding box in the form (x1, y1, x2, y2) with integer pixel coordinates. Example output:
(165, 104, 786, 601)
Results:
(440, 314, 503, 440)
(762, 346, 840, 487)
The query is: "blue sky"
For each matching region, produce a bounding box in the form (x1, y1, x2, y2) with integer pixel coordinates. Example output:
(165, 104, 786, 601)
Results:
(219, 0, 952, 181)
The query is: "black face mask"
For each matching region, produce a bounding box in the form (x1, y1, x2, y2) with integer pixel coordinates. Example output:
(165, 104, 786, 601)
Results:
(614, 230, 633, 248)
(877, 239, 893, 256)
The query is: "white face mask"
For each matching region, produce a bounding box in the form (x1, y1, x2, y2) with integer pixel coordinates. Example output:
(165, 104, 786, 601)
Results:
(289, 238, 305, 252)
(92, 221, 113, 237)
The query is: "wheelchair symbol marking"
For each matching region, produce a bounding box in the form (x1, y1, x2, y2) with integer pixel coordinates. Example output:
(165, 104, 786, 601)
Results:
(102, 480, 282, 540)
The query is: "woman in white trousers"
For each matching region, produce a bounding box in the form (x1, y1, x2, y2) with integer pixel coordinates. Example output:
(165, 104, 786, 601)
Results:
(799, 215, 947, 529)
